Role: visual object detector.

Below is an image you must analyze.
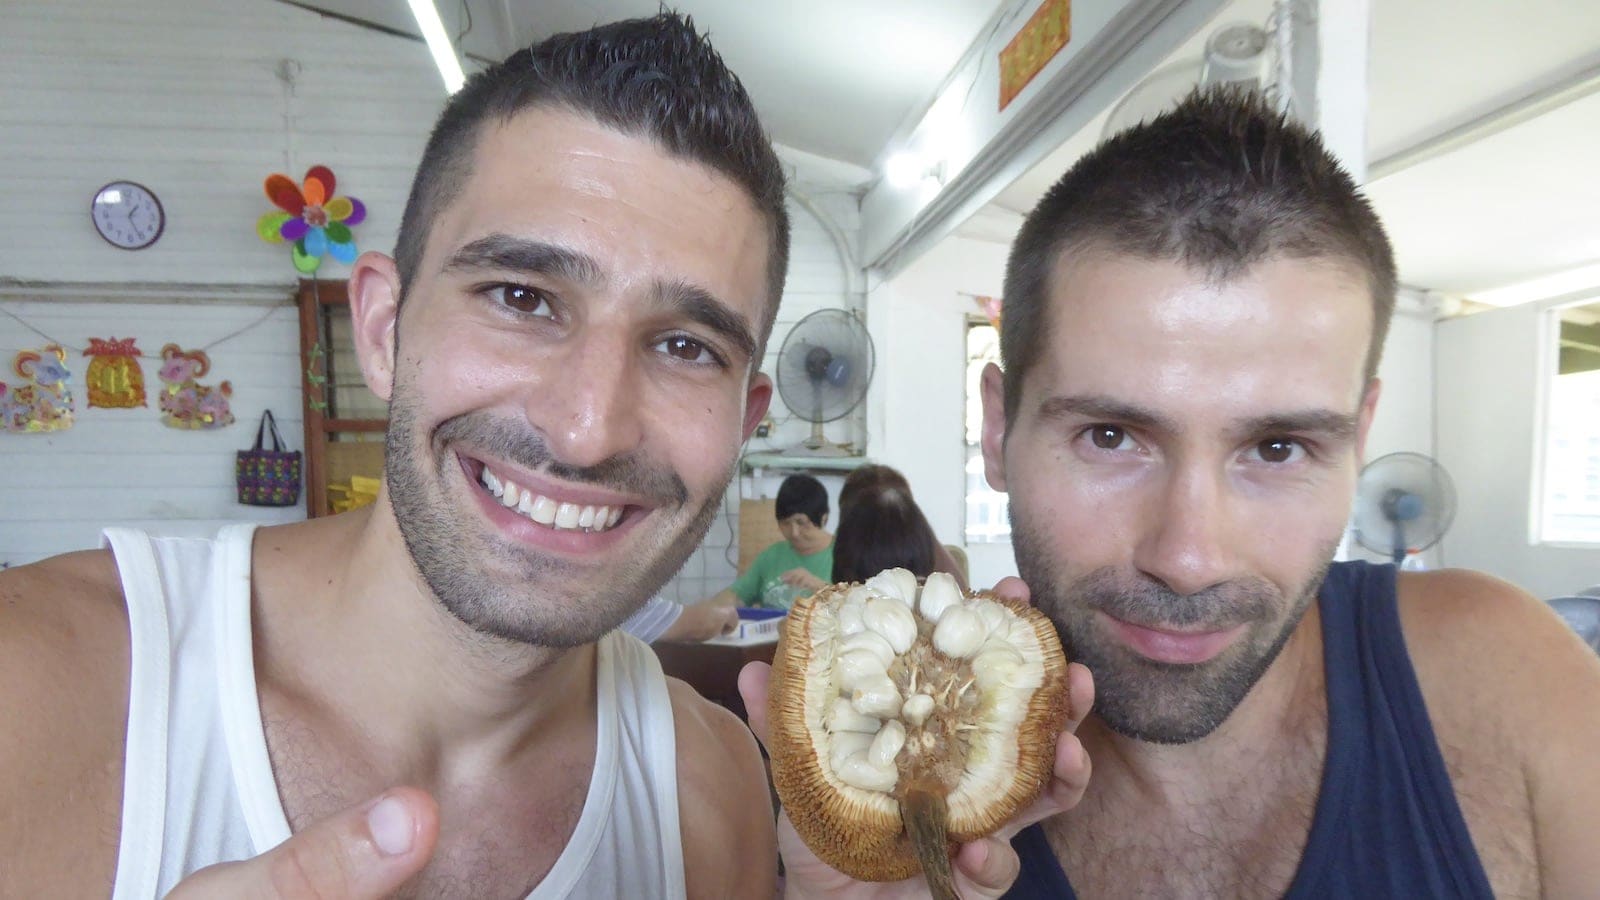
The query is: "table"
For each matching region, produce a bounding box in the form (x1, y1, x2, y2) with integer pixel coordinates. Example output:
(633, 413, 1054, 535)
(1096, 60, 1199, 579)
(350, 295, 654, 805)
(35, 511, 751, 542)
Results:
(652, 634, 779, 721)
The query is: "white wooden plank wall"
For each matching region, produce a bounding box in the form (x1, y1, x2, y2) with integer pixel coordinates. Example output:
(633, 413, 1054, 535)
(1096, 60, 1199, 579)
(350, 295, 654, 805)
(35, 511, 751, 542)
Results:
(1, 0, 867, 600)
(0, 297, 306, 566)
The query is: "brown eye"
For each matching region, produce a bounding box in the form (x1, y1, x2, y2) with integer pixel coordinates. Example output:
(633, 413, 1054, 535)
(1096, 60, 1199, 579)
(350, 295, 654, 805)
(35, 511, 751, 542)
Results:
(497, 285, 551, 316)
(1089, 425, 1126, 450)
(658, 335, 716, 365)
(1257, 438, 1298, 463)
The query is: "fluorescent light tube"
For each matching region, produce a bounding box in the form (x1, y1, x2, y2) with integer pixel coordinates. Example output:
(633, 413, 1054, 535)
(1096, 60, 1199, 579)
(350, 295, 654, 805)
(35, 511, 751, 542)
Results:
(407, 0, 466, 93)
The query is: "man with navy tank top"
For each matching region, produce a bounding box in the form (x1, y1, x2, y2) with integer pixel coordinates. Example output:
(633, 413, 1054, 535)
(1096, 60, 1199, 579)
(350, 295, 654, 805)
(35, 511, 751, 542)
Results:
(968, 86, 1600, 898)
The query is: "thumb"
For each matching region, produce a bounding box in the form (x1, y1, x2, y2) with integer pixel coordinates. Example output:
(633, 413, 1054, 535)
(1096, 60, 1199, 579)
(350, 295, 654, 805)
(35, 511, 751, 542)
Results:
(952, 835, 1023, 898)
(737, 660, 772, 748)
(169, 787, 439, 899)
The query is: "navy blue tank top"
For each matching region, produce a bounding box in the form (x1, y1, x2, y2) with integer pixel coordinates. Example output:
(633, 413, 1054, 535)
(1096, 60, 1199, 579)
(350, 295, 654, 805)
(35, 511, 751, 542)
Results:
(1004, 561, 1495, 898)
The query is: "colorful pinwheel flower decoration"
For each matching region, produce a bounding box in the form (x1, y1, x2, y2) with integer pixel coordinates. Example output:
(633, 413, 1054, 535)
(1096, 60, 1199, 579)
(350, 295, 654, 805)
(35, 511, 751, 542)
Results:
(256, 165, 366, 274)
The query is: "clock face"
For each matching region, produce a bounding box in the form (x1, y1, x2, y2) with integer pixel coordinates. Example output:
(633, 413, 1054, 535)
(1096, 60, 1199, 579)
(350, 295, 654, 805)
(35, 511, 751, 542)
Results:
(91, 181, 164, 250)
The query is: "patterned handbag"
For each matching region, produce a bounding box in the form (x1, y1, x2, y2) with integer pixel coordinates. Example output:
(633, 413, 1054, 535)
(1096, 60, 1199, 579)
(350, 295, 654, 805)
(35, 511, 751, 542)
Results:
(236, 410, 302, 507)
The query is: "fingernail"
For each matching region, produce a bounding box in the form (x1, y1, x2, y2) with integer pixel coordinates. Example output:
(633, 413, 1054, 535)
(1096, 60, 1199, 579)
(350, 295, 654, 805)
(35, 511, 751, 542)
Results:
(368, 795, 414, 856)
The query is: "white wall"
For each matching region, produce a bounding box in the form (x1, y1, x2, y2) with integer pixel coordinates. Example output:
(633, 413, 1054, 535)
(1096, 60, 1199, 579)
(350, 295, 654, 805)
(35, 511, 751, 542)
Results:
(0, 0, 863, 600)
(1, 0, 447, 566)
(1435, 301, 1600, 597)
(2, 0, 444, 287)
(0, 297, 305, 567)
(866, 235, 1016, 588)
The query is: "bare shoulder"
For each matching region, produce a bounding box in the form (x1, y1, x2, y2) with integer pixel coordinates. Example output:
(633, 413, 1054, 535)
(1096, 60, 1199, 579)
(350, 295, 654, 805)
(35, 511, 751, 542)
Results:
(1397, 567, 1599, 704)
(665, 677, 777, 898)
(0, 549, 133, 894)
(1397, 568, 1600, 896)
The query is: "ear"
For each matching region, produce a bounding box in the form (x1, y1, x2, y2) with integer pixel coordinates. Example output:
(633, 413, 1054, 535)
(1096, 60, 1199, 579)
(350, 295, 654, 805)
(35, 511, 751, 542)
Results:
(348, 251, 404, 402)
(979, 362, 1010, 491)
(741, 371, 774, 443)
(1354, 377, 1382, 462)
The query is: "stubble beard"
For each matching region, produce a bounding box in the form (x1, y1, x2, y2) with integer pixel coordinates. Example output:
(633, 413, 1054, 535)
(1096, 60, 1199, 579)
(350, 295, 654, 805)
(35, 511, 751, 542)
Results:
(1010, 509, 1334, 744)
(384, 381, 731, 649)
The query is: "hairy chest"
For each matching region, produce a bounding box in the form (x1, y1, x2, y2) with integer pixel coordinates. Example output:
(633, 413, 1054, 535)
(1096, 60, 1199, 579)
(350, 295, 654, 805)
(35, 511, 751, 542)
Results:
(262, 703, 596, 899)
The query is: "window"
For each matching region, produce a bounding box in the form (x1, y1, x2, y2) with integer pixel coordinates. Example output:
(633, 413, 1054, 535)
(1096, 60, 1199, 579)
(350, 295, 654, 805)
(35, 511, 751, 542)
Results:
(1538, 298, 1600, 544)
(965, 319, 1010, 543)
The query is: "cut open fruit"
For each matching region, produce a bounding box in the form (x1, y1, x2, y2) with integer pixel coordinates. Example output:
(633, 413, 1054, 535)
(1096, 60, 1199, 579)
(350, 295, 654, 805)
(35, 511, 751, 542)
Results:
(768, 569, 1069, 897)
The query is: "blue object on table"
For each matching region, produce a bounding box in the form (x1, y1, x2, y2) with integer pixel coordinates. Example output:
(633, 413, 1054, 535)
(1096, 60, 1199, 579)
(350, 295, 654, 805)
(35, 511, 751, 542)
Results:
(738, 607, 787, 621)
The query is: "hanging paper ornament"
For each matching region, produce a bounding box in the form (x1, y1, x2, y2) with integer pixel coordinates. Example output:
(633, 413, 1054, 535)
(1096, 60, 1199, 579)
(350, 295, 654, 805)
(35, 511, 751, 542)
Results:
(3, 345, 75, 433)
(83, 337, 147, 408)
(256, 165, 366, 274)
(156, 343, 234, 430)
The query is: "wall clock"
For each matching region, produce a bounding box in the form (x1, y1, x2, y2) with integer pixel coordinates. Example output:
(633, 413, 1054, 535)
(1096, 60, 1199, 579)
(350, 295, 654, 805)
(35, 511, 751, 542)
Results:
(91, 180, 165, 250)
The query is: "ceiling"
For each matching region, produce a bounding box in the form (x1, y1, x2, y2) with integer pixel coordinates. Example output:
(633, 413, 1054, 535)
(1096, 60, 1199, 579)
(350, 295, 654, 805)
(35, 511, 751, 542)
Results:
(281, 0, 1004, 168)
(286, 0, 1600, 305)
(979, 0, 1600, 304)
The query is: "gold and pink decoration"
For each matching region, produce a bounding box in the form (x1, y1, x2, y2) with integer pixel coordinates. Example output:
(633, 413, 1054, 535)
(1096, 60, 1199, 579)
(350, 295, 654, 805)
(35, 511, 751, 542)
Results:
(157, 343, 234, 430)
(83, 337, 147, 408)
(3, 345, 75, 433)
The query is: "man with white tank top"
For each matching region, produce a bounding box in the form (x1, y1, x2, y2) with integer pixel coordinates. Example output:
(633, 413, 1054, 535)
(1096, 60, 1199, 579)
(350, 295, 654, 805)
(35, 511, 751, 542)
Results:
(0, 13, 1097, 899)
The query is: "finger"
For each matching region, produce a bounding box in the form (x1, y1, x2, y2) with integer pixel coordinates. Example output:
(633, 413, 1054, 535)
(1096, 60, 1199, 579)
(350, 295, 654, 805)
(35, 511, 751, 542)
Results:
(952, 836, 1022, 899)
(738, 661, 773, 749)
(991, 576, 1031, 604)
(1065, 662, 1096, 731)
(169, 787, 439, 900)
(997, 729, 1092, 840)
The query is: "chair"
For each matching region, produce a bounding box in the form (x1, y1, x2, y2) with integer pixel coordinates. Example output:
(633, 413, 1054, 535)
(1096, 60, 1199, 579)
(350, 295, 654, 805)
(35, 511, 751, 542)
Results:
(943, 544, 970, 586)
(1548, 596, 1600, 654)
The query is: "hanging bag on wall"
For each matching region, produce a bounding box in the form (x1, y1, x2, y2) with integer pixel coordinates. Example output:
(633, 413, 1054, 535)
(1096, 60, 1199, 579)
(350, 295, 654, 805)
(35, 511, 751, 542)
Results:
(236, 410, 301, 507)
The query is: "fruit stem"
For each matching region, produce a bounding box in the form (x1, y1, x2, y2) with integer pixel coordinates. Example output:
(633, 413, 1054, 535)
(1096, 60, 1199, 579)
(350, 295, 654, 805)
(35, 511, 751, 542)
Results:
(902, 785, 960, 900)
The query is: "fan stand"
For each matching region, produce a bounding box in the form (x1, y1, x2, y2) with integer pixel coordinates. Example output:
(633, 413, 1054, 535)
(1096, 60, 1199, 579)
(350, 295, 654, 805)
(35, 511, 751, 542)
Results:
(786, 384, 853, 457)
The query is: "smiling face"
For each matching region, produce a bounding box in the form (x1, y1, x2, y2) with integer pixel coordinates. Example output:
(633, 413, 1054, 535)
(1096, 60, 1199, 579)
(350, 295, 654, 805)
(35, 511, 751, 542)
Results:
(982, 250, 1380, 743)
(353, 107, 773, 648)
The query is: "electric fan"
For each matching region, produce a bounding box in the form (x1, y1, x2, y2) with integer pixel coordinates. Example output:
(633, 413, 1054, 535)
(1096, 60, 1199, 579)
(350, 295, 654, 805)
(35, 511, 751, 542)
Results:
(773, 308, 874, 457)
(1352, 452, 1458, 566)
(1101, 2, 1301, 141)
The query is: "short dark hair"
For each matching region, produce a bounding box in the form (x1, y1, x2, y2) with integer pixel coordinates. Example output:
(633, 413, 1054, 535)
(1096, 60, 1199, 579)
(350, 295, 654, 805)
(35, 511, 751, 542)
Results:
(1000, 86, 1396, 423)
(831, 485, 938, 584)
(775, 474, 829, 527)
(394, 12, 791, 345)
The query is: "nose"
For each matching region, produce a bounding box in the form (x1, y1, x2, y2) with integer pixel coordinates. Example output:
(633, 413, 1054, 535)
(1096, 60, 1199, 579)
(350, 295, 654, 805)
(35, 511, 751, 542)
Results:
(1131, 461, 1242, 598)
(527, 328, 645, 469)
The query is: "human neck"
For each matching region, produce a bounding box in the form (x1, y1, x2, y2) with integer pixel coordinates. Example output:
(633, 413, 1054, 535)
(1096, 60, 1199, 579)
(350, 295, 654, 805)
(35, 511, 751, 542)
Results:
(251, 500, 596, 774)
(1079, 605, 1327, 812)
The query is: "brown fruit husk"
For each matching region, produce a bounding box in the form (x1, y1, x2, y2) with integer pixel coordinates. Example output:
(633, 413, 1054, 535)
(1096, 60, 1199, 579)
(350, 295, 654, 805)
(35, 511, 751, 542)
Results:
(767, 577, 1070, 887)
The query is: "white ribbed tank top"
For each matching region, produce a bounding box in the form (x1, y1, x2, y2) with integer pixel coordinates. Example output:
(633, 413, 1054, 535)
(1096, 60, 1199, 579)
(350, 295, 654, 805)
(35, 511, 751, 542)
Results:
(104, 523, 685, 899)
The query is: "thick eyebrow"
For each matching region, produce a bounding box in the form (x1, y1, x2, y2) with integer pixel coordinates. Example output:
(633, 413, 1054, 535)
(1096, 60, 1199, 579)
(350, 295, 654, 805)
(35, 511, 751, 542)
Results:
(1036, 395, 1180, 434)
(441, 234, 603, 285)
(1236, 411, 1360, 441)
(652, 279, 758, 364)
(1036, 394, 1359, 441)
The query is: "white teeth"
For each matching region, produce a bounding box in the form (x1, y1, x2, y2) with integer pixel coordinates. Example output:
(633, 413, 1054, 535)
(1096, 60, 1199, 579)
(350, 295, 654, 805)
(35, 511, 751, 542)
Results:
(530, 495, 558, 525)
(555, 502, 581, 529)
(478, 467, 628, 533)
